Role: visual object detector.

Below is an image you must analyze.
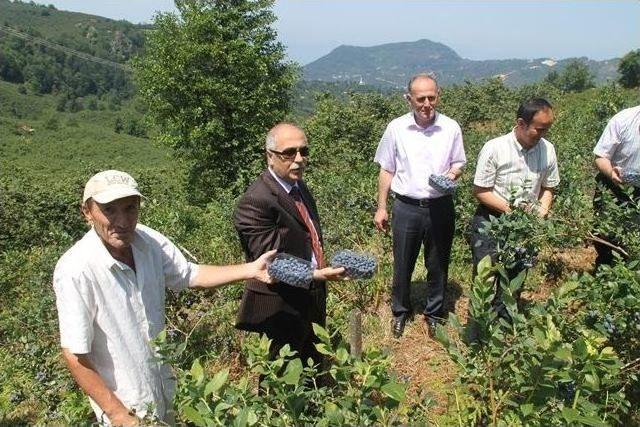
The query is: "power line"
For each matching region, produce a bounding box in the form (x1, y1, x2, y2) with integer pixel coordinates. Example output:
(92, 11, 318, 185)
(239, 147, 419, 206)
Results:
(0, 25, 133, 72)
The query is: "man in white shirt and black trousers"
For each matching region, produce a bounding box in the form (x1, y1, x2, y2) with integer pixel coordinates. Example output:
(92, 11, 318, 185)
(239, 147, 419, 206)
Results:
(469, 98, 559, 321)
(374, 73, 466, 338)
(592, 104, 640, 267)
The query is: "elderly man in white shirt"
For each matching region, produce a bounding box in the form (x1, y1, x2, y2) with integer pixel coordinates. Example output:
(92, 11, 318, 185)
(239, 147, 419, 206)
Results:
(53, 170, 275, 426)
(374, 73, 466, 338)
(592, 105, 640, 267)
(470, 98, 559, 320)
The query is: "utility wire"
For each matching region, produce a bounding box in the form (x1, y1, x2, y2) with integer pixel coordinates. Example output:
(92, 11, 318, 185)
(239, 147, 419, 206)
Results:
(0, 25, 133, 72)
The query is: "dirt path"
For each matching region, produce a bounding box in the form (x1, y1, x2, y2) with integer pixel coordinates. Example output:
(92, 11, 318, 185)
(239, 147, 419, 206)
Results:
(366, 245, 596, 419)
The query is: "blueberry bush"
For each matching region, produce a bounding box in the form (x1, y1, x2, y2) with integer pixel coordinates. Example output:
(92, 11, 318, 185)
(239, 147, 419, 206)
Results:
(2, 72, 640, 425)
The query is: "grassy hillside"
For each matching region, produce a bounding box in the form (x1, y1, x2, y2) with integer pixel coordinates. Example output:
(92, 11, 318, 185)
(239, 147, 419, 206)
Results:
(0, 0, 146, 61)
(0, 80, 172, 180)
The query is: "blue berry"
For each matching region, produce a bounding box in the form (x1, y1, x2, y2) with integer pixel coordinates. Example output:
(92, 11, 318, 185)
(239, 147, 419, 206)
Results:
(268, 254, 314, 289)
(35, 371, 46, 382)
(513, 245, 537, 269)
(603, 316, 616, 334)
(559, 381, 576, 402)
(429, 174, 457, 195)
(330, 250, 377, 279)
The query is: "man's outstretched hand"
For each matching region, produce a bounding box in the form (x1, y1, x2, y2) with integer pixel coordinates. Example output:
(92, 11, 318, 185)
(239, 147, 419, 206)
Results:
(251, 249, 277, 283)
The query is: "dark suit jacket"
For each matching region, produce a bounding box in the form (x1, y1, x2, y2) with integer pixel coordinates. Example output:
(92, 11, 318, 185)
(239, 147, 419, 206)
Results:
(234, 170, 326, 351)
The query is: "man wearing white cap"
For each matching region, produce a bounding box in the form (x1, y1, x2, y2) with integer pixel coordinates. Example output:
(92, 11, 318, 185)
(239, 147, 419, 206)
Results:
(53, 170, 275, 426)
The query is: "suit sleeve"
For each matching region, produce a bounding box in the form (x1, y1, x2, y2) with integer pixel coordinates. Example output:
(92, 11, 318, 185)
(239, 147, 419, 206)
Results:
(234, 193, 280, 262)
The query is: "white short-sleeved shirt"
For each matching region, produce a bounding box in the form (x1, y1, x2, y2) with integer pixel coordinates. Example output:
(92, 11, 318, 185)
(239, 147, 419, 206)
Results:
(53, 224, 198, 424)
(593, 105, 640, 171)
(374, 112, 466, 199)
(474, 130, 560, 205)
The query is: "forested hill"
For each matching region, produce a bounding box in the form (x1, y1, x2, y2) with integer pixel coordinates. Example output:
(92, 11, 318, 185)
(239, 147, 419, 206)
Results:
(303, 39, 620, 88)
(0, 0, 146, 100)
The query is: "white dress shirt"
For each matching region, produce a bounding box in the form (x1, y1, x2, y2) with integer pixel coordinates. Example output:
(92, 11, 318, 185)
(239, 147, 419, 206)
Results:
(593, 105, 640, 172)
(374, 112, 466, 199)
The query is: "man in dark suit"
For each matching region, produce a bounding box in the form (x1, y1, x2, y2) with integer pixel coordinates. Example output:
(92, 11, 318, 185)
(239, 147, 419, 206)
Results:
(234, 123, 344, 366)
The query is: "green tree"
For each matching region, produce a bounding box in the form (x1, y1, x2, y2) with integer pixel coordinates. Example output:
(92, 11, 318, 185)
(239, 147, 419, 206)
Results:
(557, 60, 595, 93)
(134, 0, 298, 203)
(618, 49, 640, 88)
(543, 70, 559, 86)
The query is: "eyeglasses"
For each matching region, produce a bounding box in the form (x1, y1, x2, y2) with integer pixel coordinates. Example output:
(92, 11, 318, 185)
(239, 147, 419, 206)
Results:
(268, 146, 310, 161)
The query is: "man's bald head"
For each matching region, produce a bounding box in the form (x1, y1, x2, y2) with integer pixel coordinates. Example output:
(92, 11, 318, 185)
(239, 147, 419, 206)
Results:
(266, 123, 307, 150)
(265, 122, 309, 183)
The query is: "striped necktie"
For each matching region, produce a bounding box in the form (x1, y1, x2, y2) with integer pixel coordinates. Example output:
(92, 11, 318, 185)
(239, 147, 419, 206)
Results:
(290, 186, 325, 268)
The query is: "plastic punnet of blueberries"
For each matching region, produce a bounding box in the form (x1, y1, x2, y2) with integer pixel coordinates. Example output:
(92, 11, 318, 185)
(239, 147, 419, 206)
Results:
(621, 169, 640, 186)
(330, 249, 377, 279)
(267, 253, 314, 289)
(429, 174, 457, 195)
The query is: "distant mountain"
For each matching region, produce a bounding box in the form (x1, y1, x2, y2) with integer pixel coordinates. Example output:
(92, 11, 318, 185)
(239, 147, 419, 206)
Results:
(303, 39, 620, 88)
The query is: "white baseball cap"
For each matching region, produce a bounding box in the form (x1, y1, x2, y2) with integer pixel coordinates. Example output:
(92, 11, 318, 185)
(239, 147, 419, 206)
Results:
(83, 170, 143, 204)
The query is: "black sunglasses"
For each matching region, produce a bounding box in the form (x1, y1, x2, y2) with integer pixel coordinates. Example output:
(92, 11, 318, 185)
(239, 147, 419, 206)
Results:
(268, 146, 310, 160)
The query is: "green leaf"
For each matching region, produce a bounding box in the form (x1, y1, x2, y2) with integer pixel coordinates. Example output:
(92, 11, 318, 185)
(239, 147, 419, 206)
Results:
(336, 347, 349, 365)
(312, 323, 331, 344)
(554, 346, 572, 361)
(561, 407, 578, 423)
(573, 338, 588, 358)
(315, 343, 333, 355)
(183, 405, 207, 426)
(247, 409, 258, 426)
(280, 358, 303, 385)
(214, 402, 233, 414)
(381, 382, 406, 402)
(204, 368, 229, 397)
(191, 359, 204, 383)
(520, 403, 534, 417)
(234, 408, 249, 427)
(585, 373, 601, 390)
(575, 415, 608, 427)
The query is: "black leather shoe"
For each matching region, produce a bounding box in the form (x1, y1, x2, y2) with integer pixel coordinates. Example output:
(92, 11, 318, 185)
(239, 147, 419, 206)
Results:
(392, 316, 406, 338)
(425, 318, 439, 338)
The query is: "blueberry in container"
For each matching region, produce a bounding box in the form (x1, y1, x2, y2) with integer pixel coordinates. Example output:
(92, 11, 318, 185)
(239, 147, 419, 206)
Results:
(330, 249, 377, 279)
(267, 252, 314, 289)
(429, 174, 458, 195)
(621, 168, 640, 186)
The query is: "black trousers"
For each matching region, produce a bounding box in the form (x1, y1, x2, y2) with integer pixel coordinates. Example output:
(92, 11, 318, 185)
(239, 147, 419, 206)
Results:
(592, 172, 640, 267)
(391, 195, 455, 320)
(469, 205, 525, 320)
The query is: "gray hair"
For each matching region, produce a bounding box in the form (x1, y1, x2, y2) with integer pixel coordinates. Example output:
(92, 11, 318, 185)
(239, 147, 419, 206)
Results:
(406, 72, 439, 94)
(265, 131, 277, 150)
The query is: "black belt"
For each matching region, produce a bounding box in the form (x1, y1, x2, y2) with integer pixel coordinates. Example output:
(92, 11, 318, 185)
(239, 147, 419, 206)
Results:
(395, 193, 447, 207)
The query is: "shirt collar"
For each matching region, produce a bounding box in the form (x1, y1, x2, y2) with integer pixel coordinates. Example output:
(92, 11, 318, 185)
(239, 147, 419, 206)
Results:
(510, 128, 538, 154)
(408, 111, 441, 131)
(268, 167, 297, 194)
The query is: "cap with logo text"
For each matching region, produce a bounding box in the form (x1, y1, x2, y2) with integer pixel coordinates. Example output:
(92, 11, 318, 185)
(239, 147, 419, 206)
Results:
(83, 170, 143, 204)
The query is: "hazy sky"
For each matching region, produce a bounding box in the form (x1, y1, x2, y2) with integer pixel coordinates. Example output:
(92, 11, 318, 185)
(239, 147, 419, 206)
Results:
(39, 1, 640, 65)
